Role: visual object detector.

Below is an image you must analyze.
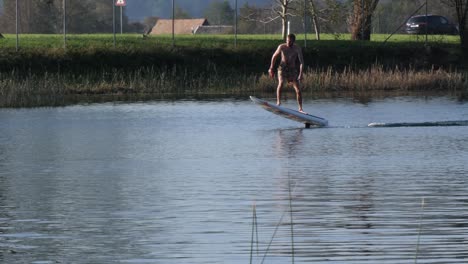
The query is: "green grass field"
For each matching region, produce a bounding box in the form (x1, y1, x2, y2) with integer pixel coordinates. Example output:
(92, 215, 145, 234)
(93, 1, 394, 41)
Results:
(0, 33, 462, 51)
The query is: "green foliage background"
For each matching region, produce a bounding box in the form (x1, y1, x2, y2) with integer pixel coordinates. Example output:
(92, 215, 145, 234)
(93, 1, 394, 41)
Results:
(0, 33, 464, 74)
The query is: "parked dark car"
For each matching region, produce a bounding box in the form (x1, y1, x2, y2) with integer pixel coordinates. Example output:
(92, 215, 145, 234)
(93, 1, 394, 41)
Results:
(405, 15, 458, 35)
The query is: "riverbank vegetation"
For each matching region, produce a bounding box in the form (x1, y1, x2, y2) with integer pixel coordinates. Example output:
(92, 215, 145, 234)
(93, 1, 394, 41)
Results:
(1, 34, 467, 107)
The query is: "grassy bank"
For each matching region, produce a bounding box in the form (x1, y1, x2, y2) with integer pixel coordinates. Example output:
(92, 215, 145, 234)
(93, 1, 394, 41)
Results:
(1, 33, 465, 71)
(1, 34, 467, 107)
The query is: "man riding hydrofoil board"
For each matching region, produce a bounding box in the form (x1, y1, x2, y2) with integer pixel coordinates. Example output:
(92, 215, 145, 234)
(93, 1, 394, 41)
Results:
(268, 33, 305, 113)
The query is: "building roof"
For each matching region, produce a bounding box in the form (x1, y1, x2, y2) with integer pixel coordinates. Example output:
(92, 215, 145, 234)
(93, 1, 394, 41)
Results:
(194, 25, 233, 35)
(150, 18, 209, 35)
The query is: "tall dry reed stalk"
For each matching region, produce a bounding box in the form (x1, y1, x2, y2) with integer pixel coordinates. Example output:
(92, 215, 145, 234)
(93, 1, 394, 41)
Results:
(258, 65, 467, 92)
(1, 65, 467, 107)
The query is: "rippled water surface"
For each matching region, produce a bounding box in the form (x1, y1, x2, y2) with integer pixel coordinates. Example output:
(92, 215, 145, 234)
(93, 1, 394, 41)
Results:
(1, 96, 468, 263)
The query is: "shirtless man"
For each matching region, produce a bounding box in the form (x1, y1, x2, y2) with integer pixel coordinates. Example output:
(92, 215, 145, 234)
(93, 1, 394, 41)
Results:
(268, 34, 305, 113)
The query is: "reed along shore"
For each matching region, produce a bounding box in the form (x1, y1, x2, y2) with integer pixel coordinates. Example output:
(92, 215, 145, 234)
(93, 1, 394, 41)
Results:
(1, 35, 468, 107)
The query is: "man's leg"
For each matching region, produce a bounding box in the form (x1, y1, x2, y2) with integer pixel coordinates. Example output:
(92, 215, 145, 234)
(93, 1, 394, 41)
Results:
(276, 76, 284, 106)
(293, 81, 304, 112)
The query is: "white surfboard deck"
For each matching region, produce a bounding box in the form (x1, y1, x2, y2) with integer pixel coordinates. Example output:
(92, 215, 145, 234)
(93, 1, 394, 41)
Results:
(250, 96, 328, 128)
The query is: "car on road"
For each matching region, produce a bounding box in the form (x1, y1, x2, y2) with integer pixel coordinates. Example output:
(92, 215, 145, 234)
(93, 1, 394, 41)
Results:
(405, 15, 458, 35)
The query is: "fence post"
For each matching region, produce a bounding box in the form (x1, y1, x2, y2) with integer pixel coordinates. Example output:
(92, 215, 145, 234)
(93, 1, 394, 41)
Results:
(63, 0, 67, 50)
(304, 0, 307, 48)
(172, 0, 175, 48)
(113, 0, 116, 47)
(235, 0, 238, 48)
(15, 0, 19, 51)
(425, 0, 428, 46)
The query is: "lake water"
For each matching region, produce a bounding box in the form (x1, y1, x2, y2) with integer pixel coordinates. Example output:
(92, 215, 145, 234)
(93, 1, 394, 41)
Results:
(1, 96, 468, 264)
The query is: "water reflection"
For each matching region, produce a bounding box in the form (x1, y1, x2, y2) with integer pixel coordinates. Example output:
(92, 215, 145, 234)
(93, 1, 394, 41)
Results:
(268, 128, 380, 259)
(1, 97, 468, 263)
(272, 129, 305, 159)
(259, 119, 468, 262)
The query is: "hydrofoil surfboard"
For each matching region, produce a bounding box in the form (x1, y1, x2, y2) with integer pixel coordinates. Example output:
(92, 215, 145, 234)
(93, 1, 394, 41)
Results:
(250, 96, 328, 128)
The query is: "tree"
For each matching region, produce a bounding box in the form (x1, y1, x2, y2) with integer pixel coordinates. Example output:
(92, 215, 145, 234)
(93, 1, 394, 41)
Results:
(308, 0, 321, 39)
(175, 5, 191, 19)
(61, 0, 114, 33)
(203, 0, 234, 25)
(272, 0, 297, 40)
(442, 0, 468, 48)
(240, 2, 282, 34)
(269, 0, 343, 40)
(142, 16, 159, 35)
(0, 0, 127, 34)
(373, 1, 422, 34)
(349, 0, 380, 40)
(304, 0, 344, 40)
(241, 0, 301, 39)
(239, 3, 262, 33)
(33, 1, 60, 33)
(0, 0, 60, 33)
(0, 0, 18, 32)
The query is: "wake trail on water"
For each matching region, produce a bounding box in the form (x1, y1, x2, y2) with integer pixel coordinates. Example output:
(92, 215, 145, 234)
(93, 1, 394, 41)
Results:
(321, 120, 468, 129)
(367, 120, 468, 128)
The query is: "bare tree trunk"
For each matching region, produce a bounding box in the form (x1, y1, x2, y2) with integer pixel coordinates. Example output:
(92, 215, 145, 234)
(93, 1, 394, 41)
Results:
(350, 0, 379, 40)
(442, 0, 468, 48)
(456, 0, 468, 49)
(25, 0, 32, 33)
(350, 0, 363, 40)
(272, 0, 294, 40)
(308, 0, 320, 40)
(462, 30, 468, 49)
(312, 15, 320, 40)
(460, 22, 468, 49)
(281, 1, 288, 40)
